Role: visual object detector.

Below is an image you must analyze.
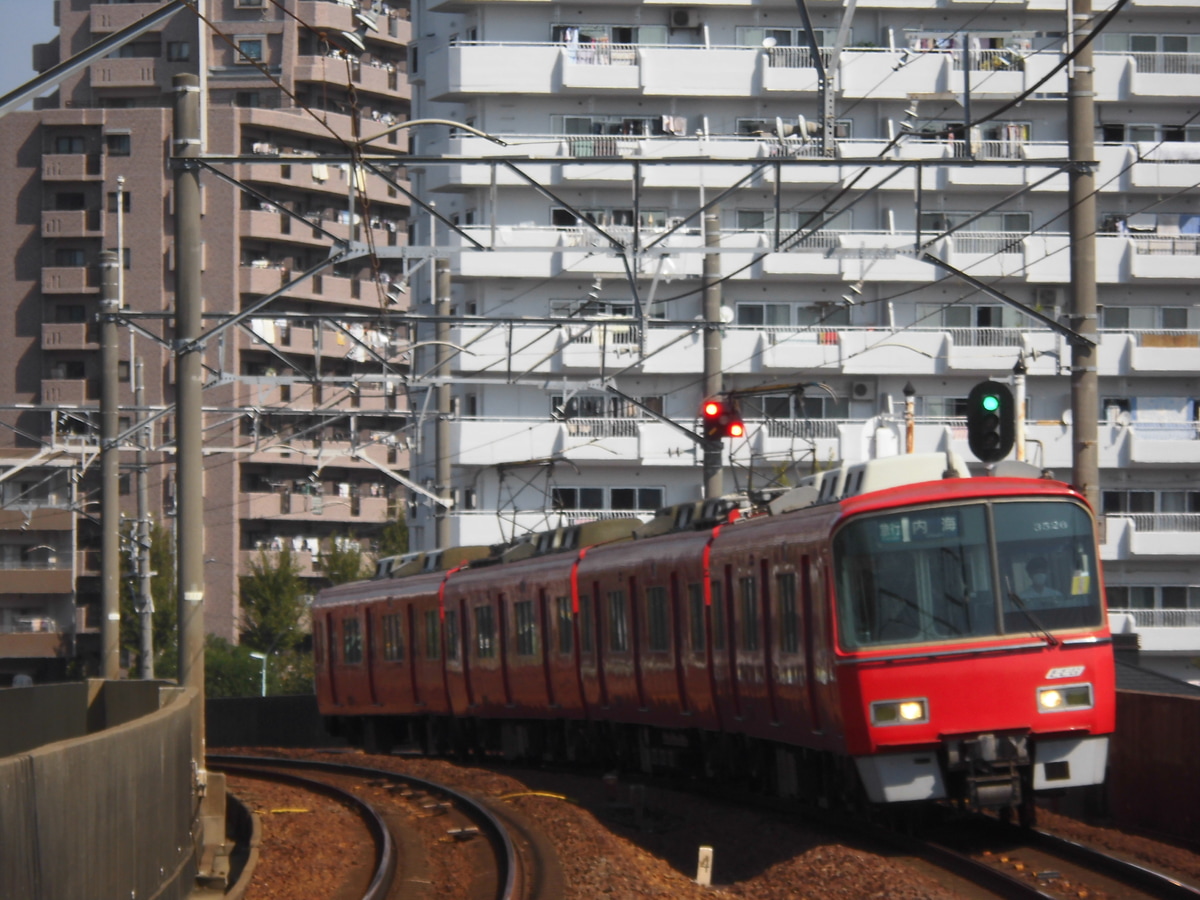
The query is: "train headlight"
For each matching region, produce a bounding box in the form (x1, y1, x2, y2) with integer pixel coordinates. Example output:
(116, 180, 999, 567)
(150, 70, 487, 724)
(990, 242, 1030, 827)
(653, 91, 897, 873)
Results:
(1038, 683, 1093, 712)
(871, 698, 928, 726)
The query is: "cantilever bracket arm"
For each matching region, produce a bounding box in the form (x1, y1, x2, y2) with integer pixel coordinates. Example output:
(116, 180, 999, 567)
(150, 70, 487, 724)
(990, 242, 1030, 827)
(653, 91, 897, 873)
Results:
(602, 384, 705, 446)
(921, 253, 1096, 347)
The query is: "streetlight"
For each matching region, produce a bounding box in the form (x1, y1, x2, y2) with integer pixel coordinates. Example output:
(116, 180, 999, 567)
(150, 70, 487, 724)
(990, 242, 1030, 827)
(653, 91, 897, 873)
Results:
(249, 651, 267, 697)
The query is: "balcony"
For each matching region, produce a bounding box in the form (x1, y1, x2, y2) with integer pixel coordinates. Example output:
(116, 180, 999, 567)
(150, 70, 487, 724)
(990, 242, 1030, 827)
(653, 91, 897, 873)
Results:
(1127, 422, 1200, 465)
(239, 490, 392, 523)
(42, 323, 97, 351)
(1109, 608, 1200, 654)
(42, 154, 103, 181)
(89, 59, 162, 89)
(239, 548, 323, 580)
(42, 267, 97, 294)
(0, 568, 74, 594)
(42, 209, 103, 239)
(41, 380, 91, 406)
(90, 2, 170, 33)
(1128, 234, 1200, 279)
(1103, 514, 1200, 560)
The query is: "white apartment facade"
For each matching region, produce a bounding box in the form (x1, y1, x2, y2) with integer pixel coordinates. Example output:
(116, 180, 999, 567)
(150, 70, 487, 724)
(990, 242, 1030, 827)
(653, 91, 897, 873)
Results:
(404, 0, 1200, 680)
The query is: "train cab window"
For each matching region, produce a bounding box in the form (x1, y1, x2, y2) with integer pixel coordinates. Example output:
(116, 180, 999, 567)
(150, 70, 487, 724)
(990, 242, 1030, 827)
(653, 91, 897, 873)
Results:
(608, 590, 629, 652)
(777, 573, 799, 653)
(556, 596, 574, 654)
(646, 587, 669, 652)
(710, 580, 726, 650)
(382, 613, 405, 661)
(578, 594, 594, 653)
(424, 610, 441, 660)
(993, 501, 1103, 632)
(445, 611, 460, 661)
(475, 605, 496, 658)
(739, 577, 760, 652)
(515, 600, 537, 656)
(343, 617, 363, 664)
(687, 583, 705, 654)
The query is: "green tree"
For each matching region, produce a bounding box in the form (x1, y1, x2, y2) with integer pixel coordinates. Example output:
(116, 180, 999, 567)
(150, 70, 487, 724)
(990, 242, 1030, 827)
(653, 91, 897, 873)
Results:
(375, 514, 409, 559)
(319, 533, 371, 586)
(239, 546, 307, 654)
(119, 520, 179, 679)
(204, 634, 263, 698)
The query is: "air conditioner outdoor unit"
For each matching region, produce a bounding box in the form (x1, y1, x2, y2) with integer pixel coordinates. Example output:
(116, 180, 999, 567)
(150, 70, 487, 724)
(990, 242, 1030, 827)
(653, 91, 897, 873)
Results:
(1034, 287, 1060, 310)
(850, 380, 877, 402)
(670, 7, 698, 28)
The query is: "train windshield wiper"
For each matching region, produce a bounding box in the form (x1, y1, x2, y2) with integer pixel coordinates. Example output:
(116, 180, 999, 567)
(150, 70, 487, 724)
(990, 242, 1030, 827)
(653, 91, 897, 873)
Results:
(1005, 580, 1059, 647)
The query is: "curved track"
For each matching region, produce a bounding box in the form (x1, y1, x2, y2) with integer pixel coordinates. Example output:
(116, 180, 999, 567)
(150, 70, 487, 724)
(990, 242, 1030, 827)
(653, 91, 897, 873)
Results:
(208, 754, 521, 900)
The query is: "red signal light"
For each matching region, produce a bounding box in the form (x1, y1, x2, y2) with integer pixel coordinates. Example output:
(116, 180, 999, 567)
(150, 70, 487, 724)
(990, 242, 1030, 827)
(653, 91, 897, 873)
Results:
(700, 396, 745, 440)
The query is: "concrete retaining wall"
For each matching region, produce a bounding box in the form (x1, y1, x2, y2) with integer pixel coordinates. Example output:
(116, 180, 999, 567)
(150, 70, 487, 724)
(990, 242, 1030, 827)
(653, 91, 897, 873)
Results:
(0, 682, 200, 900)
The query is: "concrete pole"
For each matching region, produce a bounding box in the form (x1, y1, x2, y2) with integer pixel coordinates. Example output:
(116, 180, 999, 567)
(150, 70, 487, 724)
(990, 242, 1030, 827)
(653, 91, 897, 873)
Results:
(1013, 356, 1027, 463)
(702, 209, 723, 500)
(1068, 0, 1100, 513)
(173, 74, 205, 733)
(136, 358, 154, 679)
(435, 259, 452, 549)
(99, 250, 121, 680)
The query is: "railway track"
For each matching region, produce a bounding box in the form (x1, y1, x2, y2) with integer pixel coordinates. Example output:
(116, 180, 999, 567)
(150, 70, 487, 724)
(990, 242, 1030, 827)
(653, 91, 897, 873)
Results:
(892, 813, 1200, 900)
(209, 754, 542, 900)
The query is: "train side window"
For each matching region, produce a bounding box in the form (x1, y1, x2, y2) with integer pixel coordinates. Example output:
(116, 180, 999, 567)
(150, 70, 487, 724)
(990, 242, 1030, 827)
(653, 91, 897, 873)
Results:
(739, 577, 760, 652)
(556, 596, 574, 654)
(515, 600, 537, 656)
(343, 617, 363, 664)
(777, 572, 799, 653)
(424, 610, 441, 660)
(646, 586, 669, 652)
(314, 620, 325, 663)
(687, 583, 705, 654)
(445, 610, 459, 661)
(382, 612, 405, 661)
(475, 604, 496, 658)
(608, 590, 629, 652)
(710, 580, 726, 650)
(578, 594, 594, 653)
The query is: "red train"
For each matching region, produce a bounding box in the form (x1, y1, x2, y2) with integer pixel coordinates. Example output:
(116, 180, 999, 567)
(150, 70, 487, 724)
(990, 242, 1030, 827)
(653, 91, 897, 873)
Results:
(314, 453, 1115, 818)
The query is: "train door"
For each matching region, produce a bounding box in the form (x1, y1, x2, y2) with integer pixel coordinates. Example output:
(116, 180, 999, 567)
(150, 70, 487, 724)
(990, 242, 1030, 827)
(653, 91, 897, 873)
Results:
(406, 603, 421, 707)
(669, 573, 690, 716)
(802, 555, 822, 733)
(364, 606, 380, 706)
(321, 613, 339, 707)
(629, 576, 647, 712)
(538, 589, 556, 708)
(569, 555, 595, 715)
(725, 564, 742, 720)
(497, 593, 513, 707)
(593, 580, 610, 709)
(760, 558, 779, 725)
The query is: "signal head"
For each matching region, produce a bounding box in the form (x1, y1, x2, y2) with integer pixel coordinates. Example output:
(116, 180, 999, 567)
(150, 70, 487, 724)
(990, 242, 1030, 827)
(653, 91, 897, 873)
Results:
(966, 380, 1015, 463)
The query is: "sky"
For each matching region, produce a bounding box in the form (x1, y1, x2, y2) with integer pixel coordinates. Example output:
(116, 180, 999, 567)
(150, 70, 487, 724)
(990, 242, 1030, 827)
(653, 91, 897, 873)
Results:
(0, 0, 58, 100)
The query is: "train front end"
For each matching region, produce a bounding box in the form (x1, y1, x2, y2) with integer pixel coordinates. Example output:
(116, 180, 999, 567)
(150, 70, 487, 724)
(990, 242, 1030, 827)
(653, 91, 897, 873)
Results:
(831, 480, 1116, 815)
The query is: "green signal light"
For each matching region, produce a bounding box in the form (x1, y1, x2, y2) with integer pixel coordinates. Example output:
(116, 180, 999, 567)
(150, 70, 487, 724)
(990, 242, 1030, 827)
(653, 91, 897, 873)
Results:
(981, 394, 1000, 412)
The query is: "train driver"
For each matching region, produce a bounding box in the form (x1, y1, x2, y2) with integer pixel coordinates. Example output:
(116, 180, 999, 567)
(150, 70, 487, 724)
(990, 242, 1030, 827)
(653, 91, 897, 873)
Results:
(1019, 556, 1063, 607)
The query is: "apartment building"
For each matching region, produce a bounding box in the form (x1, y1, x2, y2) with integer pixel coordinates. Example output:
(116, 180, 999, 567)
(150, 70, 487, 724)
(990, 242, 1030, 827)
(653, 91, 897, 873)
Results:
(406, 0, 1200, 680)
(0, 0, 413, 679)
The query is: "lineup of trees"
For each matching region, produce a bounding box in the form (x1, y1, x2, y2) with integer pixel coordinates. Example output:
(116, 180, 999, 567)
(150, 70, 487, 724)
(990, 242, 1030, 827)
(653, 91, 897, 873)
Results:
(119, 516, 408, 697)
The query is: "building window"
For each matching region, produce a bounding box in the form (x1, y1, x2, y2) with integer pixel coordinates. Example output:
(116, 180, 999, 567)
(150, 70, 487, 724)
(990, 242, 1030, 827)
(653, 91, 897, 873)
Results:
(55, 304, 87, 323)
(167, 41, 191, 61)
(551, 486, 663, 512)
(117, 361, 131, 383)
(54, 248, 87, 267)
(54, 136, 86, 155)
(106, 134, 131, 156)
(474, 604, 495, 658)
(54, 192, 87, 211)
(235, 0, 265, 6)
(107, 192, 132, 213)
(236, 92, 262, 108)
(236, 37, 265, 63)
(646, 586, 669, 652)
(515, 600, 537, 656)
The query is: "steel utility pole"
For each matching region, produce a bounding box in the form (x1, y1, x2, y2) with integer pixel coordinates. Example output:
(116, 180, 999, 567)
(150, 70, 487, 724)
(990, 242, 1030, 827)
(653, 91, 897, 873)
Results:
(100, 250, 121, 680)
(1068, 0, 1099, 513)
(703, 209, 723, 499)
(435, 259, 453, 548)
(173, 73, 205, 740)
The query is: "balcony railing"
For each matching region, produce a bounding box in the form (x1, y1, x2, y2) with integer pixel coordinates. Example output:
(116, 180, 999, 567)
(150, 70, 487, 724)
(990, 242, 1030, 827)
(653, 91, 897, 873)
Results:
(1109, 608, 1200, 628)
(563, 417, 641, 438)
(1126, 51, 1200, 75)
(1129, 234, 1200, 255)
(766, 46, 834, 69)
(949, 231, 1025, 255)
(1125, 513, 1200, 532)
(750, 418, 843, 439)
(563, 41, 637, 66)
(1128, 422, 1200, 440)
(946, 327, 1024, 347)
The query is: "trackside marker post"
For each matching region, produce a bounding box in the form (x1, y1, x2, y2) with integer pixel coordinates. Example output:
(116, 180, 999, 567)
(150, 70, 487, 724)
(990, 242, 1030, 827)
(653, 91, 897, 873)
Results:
(696, 846, 714, 886)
